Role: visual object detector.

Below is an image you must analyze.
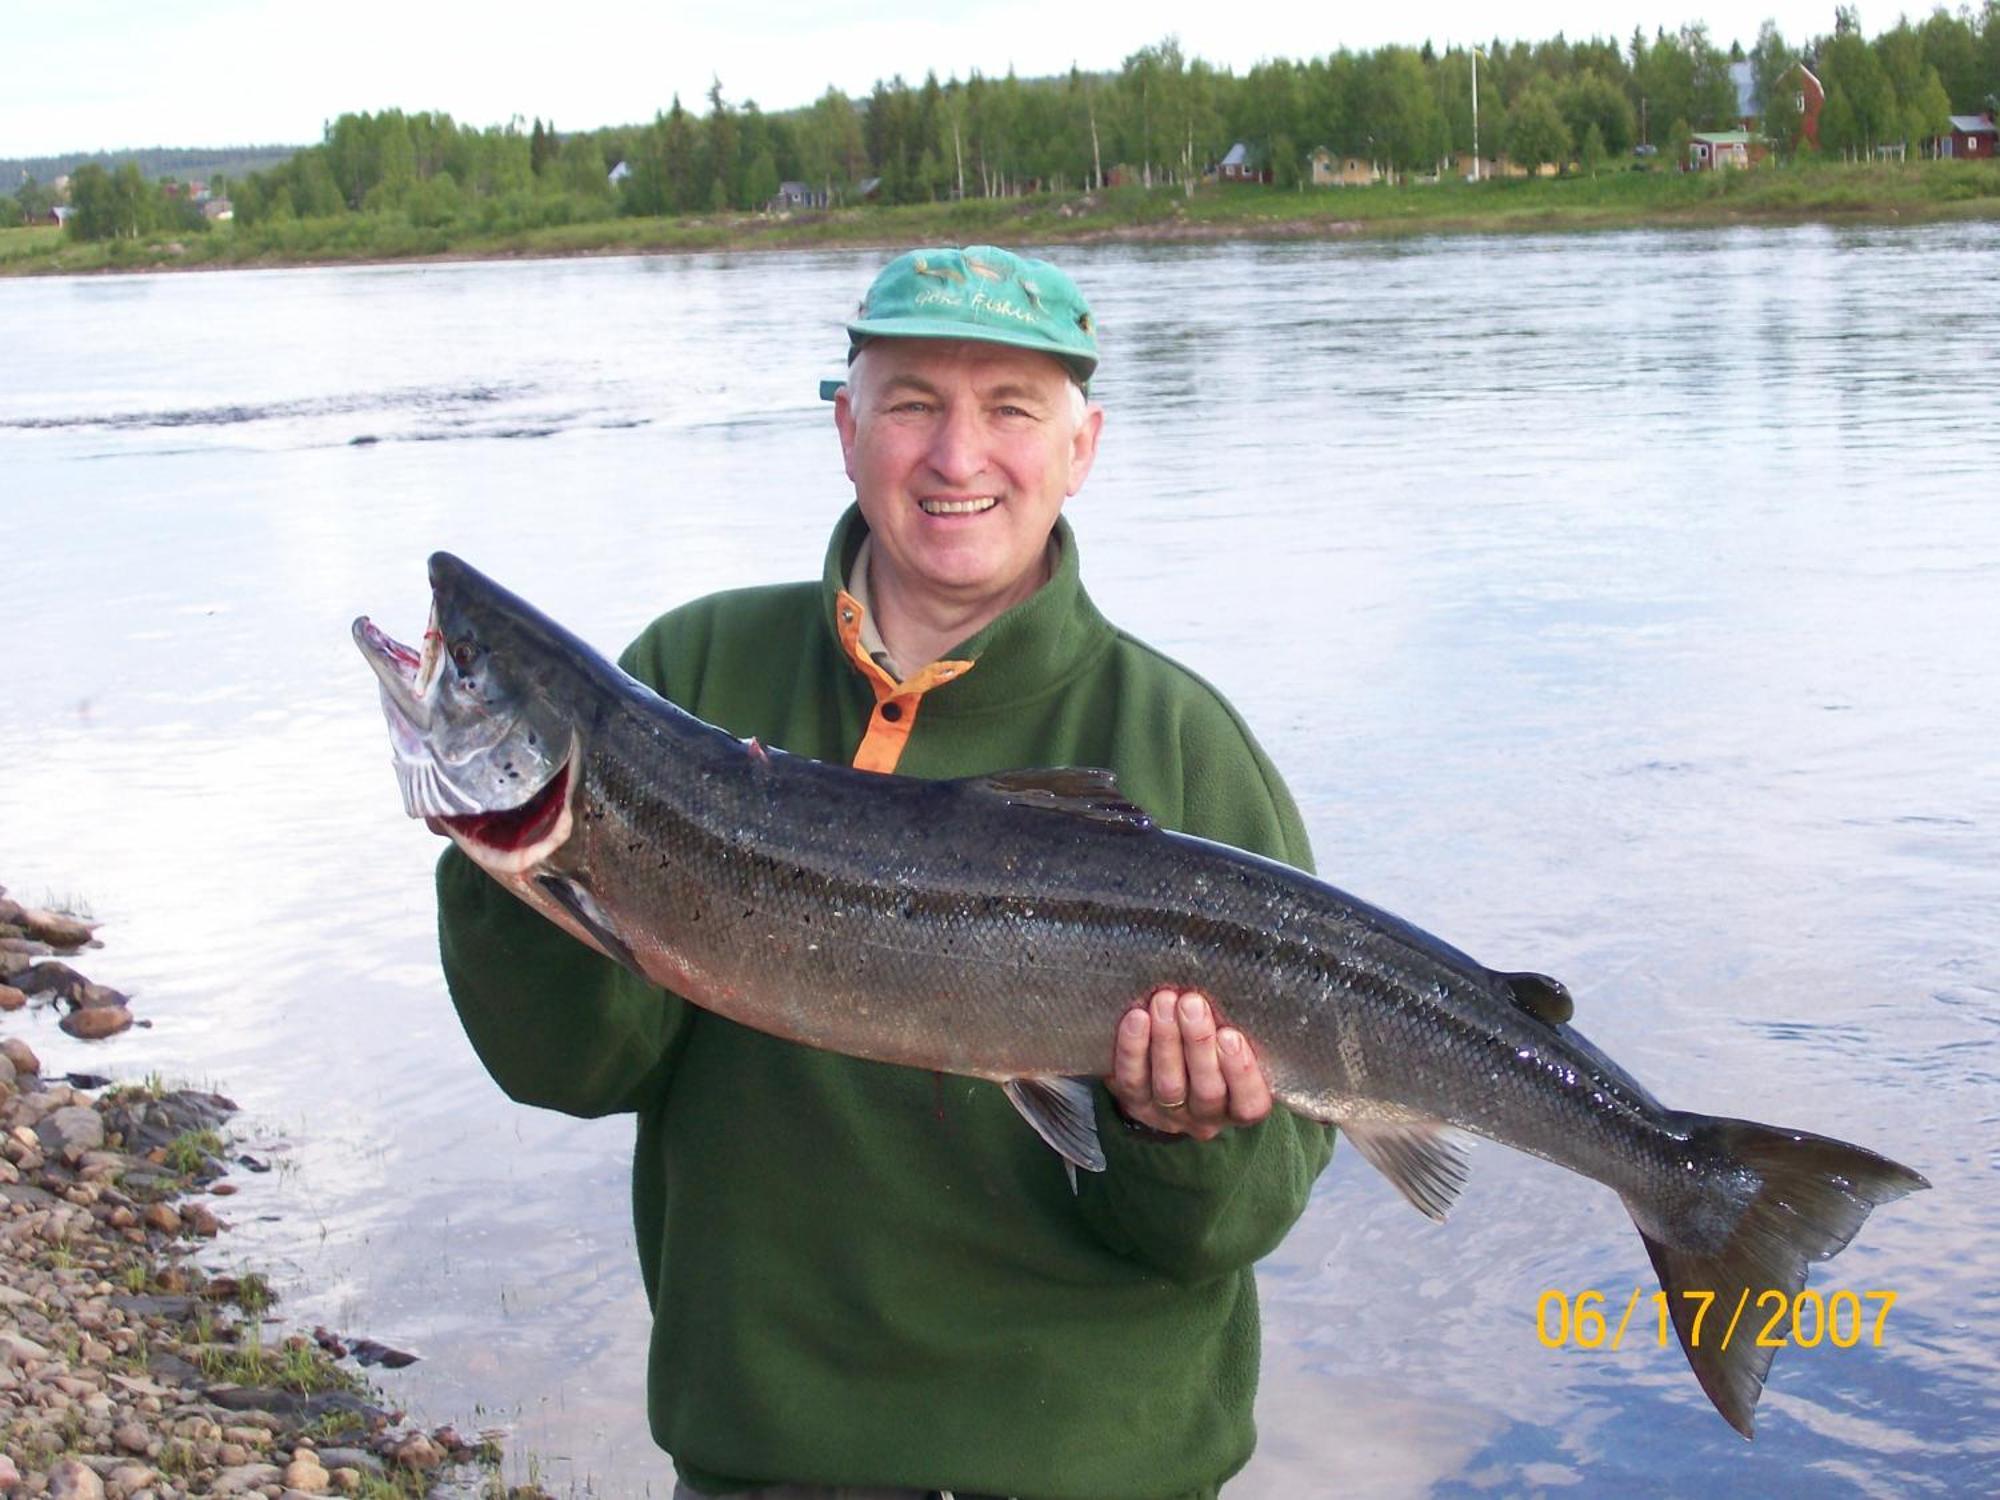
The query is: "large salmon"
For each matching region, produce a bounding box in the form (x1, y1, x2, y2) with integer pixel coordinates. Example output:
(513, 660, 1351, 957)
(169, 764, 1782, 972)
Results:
(354, 551, 1926, 1438)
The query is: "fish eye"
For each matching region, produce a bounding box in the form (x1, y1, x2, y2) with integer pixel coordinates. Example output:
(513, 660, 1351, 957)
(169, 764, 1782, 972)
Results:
(450, 640, 477, 673)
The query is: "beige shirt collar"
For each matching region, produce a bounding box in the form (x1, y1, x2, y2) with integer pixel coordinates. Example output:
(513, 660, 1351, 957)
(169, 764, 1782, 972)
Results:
(846, 535, 904, 682)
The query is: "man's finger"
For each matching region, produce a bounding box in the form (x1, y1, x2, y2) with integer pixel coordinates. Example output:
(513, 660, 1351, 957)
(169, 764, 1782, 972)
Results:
(1148, 988, 1188, 1110)
(1218, 1028, 1273, 1125)
(1180, 992, 1228, 1118)
(1111, 1006, 1151, 1103)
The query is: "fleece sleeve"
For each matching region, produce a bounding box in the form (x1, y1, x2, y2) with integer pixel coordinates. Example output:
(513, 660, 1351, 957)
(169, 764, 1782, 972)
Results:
(433, 636, 696, 1119)
(1073, 714, 1336, 1284)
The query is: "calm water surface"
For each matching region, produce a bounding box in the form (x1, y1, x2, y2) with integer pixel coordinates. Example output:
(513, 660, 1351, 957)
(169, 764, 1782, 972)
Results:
(3, 227, 1996, 1497)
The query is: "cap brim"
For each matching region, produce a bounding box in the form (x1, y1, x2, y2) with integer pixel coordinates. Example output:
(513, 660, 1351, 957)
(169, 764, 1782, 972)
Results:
(846, 317, 1096, 382)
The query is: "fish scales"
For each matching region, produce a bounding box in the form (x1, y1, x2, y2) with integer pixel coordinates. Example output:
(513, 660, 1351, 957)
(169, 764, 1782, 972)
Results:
(354, 551, 1928, 1438)
(558, 677, 1689, 1202)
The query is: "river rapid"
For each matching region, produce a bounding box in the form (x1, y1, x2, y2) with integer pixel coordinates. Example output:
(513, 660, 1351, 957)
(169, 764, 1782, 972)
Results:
(3, 226, 1997, 1496)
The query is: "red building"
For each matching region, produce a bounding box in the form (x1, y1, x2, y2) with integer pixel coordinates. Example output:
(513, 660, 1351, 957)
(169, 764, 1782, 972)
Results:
(1789, 63, 1826, 148)
(1939, 112, 1997, 160)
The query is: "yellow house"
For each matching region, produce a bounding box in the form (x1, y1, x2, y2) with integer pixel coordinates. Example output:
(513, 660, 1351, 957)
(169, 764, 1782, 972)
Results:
(1309, 146, 1379, 186)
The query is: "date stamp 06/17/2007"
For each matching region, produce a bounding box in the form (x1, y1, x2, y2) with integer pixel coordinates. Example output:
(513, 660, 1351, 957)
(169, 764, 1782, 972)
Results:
(1535, 1288, 1900, 1352)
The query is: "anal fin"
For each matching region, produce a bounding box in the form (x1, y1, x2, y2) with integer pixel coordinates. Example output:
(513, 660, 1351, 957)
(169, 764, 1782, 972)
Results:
(1002, 1077, 1106, 1175)
(1342, 1119, 1470, 1222)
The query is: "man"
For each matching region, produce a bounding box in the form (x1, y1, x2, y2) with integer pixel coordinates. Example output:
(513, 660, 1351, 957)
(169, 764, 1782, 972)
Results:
(435, 245, 1333, 1499)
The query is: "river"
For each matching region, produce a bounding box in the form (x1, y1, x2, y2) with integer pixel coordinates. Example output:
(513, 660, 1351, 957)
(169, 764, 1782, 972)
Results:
(3, 227, 1997, 1496)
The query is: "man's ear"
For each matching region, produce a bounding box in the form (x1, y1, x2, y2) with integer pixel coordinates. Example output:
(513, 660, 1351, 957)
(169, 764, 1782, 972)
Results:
(833, 384, 860, 484)
(1066, 402, 1105, 496)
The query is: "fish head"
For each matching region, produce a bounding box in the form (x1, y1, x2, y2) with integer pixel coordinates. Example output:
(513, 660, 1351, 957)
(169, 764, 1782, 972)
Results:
(352, 552, 584, 867)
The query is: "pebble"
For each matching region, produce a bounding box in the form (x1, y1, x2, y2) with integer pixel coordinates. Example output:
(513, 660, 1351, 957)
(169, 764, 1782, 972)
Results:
(45, 1461, 104, 1500)
(59, 1005, 133, 1041)
(390, 1432, 441, 1470)
(16, 909, 95, 948)
(279, 1458, 327, 1494)
(0, 1038, 38, 1074)
(112, 1422, 151, 1455)
(0, 984, 24, 1012)
(140, 1204, 180, 1236)
(1, 1329, 52, 1364)
(0, 1454, 18, 1490)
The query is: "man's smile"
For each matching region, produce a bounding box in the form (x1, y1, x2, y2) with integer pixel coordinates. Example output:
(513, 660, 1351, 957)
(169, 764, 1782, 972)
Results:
(919, 497, 999, 516)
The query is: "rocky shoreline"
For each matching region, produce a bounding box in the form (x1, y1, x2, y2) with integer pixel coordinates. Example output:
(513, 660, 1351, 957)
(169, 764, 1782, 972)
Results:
(1, 887, 529, 1499)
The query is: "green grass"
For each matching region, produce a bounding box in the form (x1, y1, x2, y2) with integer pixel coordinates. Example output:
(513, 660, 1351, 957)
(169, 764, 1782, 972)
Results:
(5, 160, 1997, 278)
(195, 1327, 353, 1394)
(164, 1127, 225, 1177)
(0, 225, 63, 266)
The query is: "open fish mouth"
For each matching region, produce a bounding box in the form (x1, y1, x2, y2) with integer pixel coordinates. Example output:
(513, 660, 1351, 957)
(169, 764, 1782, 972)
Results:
(353, 610, 439, 729)
(350, 609, 574, 855)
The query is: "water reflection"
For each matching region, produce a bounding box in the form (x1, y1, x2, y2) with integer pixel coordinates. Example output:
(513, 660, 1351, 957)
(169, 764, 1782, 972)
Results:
(2, 224, 1996, 1495)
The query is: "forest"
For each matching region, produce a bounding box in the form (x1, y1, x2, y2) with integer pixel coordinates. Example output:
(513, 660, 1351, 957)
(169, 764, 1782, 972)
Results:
(10, 7, 1998, 248)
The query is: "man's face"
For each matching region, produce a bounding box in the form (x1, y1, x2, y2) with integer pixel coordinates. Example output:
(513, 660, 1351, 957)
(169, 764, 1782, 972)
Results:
(834, 338, 1102, 607)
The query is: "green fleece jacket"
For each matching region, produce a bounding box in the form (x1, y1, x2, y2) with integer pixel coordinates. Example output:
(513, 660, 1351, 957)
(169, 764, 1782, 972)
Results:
(435, 507, 1334, 1500)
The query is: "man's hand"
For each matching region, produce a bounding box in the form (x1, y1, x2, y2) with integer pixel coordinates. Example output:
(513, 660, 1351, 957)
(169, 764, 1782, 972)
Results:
(1106, 988, 1272, 1139)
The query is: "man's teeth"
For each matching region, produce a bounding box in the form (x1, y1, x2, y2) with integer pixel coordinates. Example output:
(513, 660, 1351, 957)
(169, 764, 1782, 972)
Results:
(920, 497, 997, 516)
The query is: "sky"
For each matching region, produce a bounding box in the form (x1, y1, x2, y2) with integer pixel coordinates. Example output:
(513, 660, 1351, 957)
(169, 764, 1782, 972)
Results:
(5, 0, 1881, 159)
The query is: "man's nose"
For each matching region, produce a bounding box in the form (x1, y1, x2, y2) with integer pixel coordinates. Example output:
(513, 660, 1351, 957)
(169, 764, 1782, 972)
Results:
(923, 403, 985, 485)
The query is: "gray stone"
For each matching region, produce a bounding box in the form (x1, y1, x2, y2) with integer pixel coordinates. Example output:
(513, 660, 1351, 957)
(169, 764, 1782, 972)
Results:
(309, 1450, 382, 1478)
(205, 1465, 282, 1497)
(0, 1329, 51, 1364)
(111, 1294, 199, 1320)
(38, 1105, 106, 1155)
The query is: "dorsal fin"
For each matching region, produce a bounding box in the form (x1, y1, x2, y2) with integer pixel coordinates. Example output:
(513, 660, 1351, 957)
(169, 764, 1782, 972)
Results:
(962, 768, 1154, 831)
(1498, 971, 1574, 1026)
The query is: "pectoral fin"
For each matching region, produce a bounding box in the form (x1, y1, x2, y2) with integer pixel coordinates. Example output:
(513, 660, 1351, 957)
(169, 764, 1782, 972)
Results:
(1002, 1077, 1107, 1174)
(1342, 1119, 1470, 1222)
(534, 873, 640, 974)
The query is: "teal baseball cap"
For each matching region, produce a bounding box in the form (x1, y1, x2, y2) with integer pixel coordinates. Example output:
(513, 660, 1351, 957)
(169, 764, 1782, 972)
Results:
(819, 245, 1098, 400)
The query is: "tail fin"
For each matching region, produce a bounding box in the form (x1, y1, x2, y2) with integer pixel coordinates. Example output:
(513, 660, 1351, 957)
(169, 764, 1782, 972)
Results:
(1628, 1116, 1928, 1439)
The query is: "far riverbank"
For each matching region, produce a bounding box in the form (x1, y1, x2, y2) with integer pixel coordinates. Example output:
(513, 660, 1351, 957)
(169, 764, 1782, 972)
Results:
(5, 161, 1998, 277)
